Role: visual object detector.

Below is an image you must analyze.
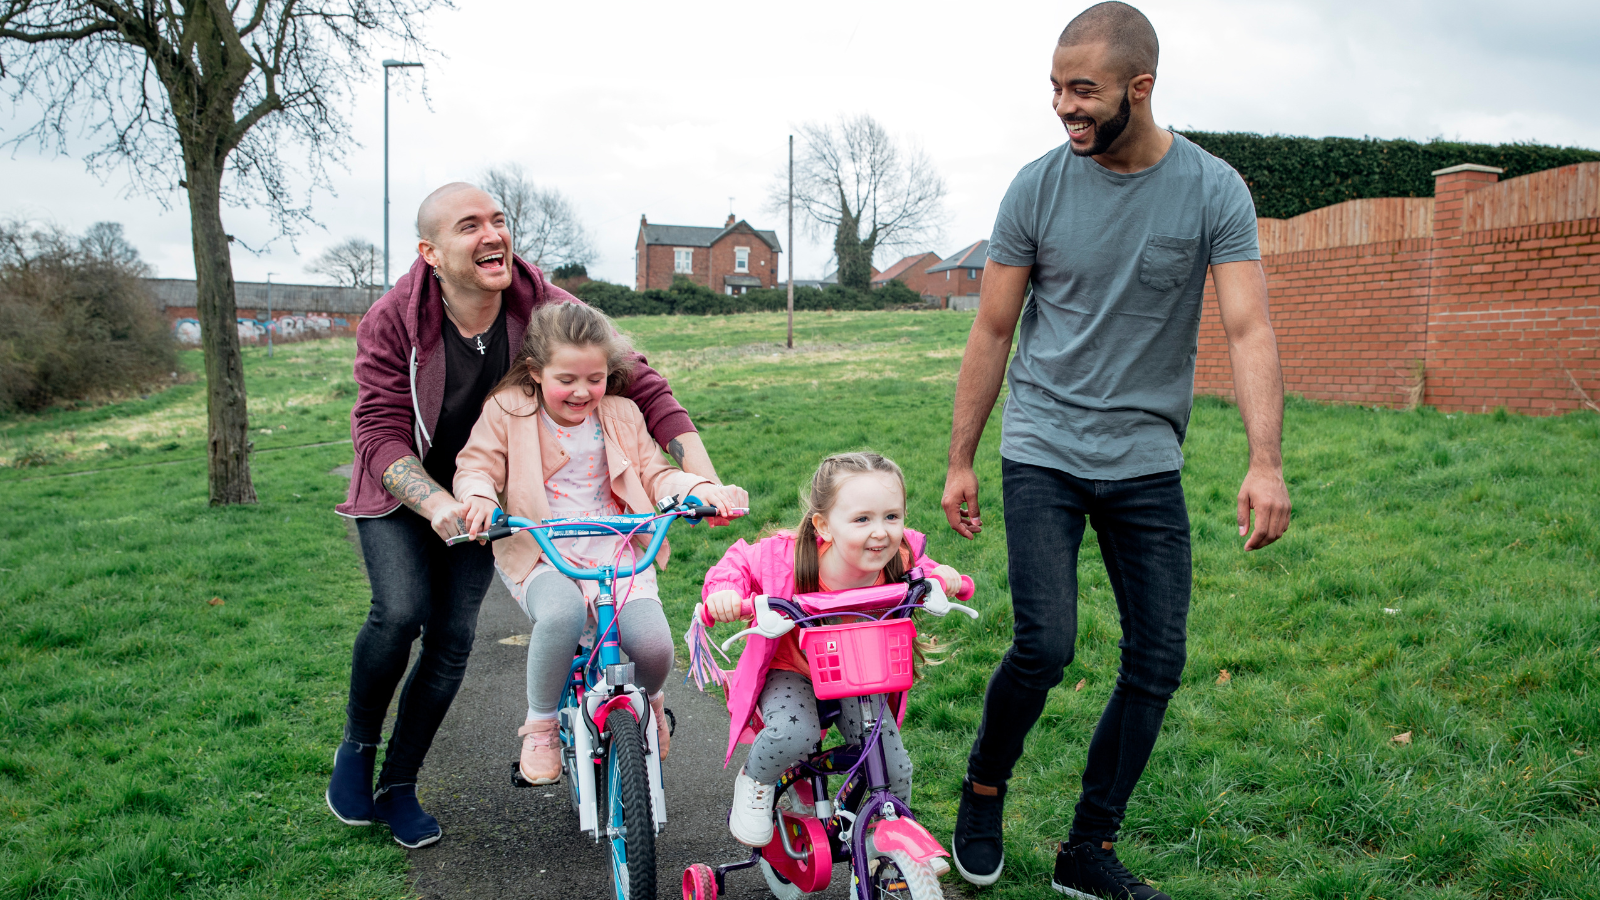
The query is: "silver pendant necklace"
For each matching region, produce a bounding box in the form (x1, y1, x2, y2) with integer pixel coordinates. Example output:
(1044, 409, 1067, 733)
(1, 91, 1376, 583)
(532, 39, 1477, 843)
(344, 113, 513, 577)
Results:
(442, 294, 488, 355)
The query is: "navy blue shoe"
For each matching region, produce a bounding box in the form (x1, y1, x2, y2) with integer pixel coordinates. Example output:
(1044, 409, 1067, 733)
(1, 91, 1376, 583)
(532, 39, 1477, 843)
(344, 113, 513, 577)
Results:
(325, 741, 376, 826)
(373, 784, 441, 848)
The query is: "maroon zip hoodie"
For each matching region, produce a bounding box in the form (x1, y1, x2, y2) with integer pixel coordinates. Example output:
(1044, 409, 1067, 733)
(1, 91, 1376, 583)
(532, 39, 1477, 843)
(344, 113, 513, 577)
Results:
(337, 254, 695, 518)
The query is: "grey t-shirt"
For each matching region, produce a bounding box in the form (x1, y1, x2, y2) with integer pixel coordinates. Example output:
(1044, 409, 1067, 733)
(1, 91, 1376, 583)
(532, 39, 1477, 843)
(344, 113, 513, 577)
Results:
(989, 132, 1259, 480)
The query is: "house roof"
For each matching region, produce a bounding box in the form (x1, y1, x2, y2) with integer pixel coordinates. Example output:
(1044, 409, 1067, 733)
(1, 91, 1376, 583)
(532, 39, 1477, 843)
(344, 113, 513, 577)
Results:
(640, 220, 782, 252)
(926, 240, 989, 273)
(872, 252, 943, 284)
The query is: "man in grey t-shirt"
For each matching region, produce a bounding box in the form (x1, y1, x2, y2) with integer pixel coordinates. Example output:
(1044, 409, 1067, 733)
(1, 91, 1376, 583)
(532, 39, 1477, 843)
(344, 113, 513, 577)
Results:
(941, 4, 1291, 897)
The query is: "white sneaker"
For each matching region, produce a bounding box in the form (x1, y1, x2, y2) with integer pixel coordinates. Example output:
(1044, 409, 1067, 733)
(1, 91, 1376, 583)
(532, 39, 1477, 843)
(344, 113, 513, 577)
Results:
(729, 770, 776, 847)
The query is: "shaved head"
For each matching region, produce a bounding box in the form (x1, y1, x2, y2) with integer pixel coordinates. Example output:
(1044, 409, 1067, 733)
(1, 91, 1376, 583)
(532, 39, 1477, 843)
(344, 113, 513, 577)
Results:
(1059, 1, 1158, 82)
(416, 181, 491, 242)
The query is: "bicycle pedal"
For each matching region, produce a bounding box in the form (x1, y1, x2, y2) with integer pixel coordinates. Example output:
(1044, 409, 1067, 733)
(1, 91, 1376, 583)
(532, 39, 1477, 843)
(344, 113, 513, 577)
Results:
(510, 761, 533, 788)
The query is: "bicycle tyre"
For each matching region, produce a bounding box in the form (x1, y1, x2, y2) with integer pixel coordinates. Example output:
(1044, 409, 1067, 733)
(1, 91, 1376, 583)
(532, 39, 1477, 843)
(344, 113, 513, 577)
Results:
(603, 707, 656, 900)
(865, 848, 943, 900)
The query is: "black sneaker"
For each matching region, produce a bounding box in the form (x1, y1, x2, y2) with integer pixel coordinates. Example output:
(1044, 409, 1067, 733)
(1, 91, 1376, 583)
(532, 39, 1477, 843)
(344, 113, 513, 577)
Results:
(951, 778, 1006, 886)
(1052, 841, 1169, 899)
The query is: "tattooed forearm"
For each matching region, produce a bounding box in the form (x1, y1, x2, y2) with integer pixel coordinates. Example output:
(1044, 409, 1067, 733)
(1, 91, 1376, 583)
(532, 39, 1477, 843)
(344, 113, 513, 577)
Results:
(667, 438, 686, 466)
(382, 455, 447, 513)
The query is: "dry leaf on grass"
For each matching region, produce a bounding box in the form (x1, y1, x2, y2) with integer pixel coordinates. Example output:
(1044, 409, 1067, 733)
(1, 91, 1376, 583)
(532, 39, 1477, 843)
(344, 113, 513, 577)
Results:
(1215, 669, 1231, 686)
(1391, 731, 1413, 745)
(207, 597, 224, 606)
(1074, 679, 1086, 692)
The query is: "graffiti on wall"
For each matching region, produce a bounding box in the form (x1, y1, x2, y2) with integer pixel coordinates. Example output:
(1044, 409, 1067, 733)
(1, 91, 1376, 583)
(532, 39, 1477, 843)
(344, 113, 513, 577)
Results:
(173, 314, 348, 344)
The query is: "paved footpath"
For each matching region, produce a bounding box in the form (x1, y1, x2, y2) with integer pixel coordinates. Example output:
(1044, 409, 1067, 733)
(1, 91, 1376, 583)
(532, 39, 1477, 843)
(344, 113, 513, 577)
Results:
(403, 574, 862, 899)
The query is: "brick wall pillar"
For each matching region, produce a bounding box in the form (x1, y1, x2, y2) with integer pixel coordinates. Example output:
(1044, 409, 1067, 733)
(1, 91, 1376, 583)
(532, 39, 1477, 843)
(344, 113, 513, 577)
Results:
(1426, 163, 1503, 409)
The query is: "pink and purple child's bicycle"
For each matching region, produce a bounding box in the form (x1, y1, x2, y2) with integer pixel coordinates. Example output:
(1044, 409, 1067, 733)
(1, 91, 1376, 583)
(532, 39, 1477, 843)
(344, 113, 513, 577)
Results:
(681, 570, 977, 900)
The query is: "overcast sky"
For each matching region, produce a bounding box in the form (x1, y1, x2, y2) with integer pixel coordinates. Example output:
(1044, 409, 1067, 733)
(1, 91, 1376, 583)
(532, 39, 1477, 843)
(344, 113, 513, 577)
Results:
(4, 0, 1598, 287)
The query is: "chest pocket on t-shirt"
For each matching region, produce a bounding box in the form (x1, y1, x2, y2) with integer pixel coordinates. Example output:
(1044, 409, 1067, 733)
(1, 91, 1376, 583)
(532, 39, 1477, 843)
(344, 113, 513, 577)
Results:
(1137, 234, 1200, 292)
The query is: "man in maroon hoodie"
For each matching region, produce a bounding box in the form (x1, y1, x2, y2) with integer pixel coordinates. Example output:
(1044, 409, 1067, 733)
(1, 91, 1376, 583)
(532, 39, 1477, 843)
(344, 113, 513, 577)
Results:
(327, 183, 724, 847)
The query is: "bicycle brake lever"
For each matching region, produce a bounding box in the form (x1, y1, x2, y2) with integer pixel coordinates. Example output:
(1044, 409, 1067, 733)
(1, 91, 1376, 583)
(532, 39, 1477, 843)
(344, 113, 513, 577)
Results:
(718, 594, 794, 651)
(921, 580, 980, 619)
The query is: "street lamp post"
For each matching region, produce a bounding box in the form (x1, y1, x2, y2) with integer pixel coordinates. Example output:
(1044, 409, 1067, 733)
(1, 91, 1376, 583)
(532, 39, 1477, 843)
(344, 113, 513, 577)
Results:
(382, 59, 424, 291)
(265, 272, 275, 358)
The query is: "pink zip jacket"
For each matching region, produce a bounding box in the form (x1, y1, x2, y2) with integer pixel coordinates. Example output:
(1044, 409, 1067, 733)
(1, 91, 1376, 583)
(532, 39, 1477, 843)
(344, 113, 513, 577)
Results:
(702, 529, 944, 766)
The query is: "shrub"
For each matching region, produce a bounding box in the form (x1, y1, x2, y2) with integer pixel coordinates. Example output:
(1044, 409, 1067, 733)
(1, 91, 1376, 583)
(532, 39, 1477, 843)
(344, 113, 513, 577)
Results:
(573, 275, 924, 318)
(1177, 132, 1600, 219)
(0, 221, 178, 413)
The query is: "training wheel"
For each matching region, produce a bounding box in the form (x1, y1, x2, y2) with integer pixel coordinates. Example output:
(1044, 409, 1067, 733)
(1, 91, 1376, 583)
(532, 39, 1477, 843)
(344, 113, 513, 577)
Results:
(682, 863, 718, 900)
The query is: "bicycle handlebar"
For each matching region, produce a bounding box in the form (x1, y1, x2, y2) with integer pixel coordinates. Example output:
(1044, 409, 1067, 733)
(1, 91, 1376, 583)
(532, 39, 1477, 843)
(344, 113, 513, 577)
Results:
(445, 500, 745, 582)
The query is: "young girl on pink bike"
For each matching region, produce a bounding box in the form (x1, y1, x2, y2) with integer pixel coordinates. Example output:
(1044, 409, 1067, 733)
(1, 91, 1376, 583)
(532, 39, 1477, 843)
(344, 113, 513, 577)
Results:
(454, 302, 746, 786)
(688, 451, 974, 899)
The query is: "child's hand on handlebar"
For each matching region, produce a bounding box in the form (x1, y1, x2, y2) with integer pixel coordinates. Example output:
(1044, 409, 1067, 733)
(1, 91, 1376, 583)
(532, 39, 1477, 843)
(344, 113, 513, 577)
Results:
(461, 495, 499, 542)
(697, 483, 749, 520)
(705, 589, 748, 623)
(931, 565, 962, 595)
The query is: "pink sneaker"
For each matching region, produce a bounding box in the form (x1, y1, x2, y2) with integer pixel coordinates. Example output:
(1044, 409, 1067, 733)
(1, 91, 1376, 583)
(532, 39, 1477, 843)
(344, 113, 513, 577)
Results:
(517, 718, 560, 785)
(650, 694, 672, 760)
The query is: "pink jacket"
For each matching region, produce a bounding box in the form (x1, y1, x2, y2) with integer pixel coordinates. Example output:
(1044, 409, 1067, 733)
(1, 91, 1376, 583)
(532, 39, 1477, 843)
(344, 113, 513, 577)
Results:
(702, 529, 943, 766)
(453, 392, 712, 583)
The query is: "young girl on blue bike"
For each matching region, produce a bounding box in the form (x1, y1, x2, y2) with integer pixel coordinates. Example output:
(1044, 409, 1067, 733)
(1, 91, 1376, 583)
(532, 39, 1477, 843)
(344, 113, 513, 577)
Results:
(701, 451, 964, 848)
(455, 302, 746, 786)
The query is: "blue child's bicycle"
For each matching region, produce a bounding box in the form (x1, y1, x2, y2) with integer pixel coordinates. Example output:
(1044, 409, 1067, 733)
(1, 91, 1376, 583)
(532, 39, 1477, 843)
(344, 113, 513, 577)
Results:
(449, 495, 735, 900)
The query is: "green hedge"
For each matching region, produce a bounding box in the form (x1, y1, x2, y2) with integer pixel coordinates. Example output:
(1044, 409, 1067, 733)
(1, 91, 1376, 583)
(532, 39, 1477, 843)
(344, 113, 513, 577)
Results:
(1177, 132, 1600, 220)
(572, 276, 923, 318)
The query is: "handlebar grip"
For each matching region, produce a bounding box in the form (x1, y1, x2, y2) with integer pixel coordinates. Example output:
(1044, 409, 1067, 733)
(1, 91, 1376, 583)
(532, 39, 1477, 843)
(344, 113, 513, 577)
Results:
(686, 505, 720, 519)
(697, 595, 757, 626)
(956, 574, 975, 601)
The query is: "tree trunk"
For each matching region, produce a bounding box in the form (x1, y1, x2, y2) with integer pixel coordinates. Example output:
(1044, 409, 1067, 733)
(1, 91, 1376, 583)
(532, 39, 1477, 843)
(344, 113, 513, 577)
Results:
(186, 161, 256, 505)
(833, 203, 874, 291)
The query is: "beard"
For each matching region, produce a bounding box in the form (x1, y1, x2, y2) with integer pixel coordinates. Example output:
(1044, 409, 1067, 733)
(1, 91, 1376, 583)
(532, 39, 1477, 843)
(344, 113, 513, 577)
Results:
(1067, 88, 1132, 157)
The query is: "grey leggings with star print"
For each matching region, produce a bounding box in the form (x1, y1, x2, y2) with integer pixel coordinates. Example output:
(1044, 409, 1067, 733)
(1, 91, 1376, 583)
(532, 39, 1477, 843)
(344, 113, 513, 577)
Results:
(744, 669, 913, 799)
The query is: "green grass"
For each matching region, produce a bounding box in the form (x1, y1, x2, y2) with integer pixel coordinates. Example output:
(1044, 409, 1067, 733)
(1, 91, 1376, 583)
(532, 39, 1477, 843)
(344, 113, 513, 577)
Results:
(3, 311, 1598, 899)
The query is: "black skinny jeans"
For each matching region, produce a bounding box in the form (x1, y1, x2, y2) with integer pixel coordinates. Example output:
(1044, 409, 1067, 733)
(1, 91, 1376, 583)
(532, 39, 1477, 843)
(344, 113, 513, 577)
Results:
(967, 458, 1191, 845)
(346, 507, 495, 788)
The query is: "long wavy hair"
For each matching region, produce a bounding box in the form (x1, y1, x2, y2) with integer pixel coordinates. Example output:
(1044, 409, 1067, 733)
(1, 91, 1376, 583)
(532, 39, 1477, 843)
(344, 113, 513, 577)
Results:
(489, 302, 636, 415)
(789, 451, 910, 593)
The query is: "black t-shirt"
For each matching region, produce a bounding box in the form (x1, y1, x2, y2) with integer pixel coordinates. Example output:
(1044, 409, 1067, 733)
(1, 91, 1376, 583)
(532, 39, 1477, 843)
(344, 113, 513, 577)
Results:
(424, 301, 510, 490)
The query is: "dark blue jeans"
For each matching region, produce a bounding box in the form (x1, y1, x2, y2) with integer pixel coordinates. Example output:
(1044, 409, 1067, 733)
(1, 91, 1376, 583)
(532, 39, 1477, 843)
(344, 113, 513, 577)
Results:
(967, 458, 1191, 845)
(346, 507, 495, 789)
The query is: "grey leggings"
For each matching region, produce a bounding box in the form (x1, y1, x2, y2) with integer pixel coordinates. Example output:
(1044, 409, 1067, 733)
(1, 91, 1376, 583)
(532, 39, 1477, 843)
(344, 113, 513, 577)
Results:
(520, 570, 673, 718)
(744, 670, 913, 799)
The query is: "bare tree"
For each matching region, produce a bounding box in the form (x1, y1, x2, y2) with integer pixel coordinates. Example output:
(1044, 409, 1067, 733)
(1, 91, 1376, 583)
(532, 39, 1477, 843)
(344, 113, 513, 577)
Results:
(306, 237, 379, 288)
(0, 0, 443, 504)
(773, 114, 946, 290)
(81, 221, 148, 273)
(481, 164, 596, 270)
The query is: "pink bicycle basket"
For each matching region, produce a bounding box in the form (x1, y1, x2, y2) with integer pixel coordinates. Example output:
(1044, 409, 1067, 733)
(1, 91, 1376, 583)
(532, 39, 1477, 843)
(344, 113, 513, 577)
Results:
(799, 618, 917, 700)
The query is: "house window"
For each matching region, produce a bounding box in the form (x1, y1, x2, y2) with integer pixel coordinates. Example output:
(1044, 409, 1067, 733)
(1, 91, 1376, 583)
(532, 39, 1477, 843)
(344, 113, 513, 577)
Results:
(674, 248, 693, 273)
(735, 247, 750, 273)
(969, 269, 978, 279)
(945, 271, 950, 280)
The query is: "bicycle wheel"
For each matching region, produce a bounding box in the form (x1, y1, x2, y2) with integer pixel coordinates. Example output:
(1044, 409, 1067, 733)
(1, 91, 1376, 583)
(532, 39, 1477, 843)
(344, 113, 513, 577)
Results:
(602, 707, 656, 900)
(865, 848, 943, 900)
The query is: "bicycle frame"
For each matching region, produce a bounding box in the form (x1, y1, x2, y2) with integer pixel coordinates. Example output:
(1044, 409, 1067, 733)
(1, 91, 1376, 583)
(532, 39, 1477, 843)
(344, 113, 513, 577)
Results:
(492, 508, 676, 839)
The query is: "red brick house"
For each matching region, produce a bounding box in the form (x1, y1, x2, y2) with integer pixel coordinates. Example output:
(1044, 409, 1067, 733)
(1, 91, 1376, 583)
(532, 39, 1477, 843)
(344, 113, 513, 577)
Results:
(635, 214, 783, 294)
(872, 251, 945, 298)
(926, 240, 989, 308)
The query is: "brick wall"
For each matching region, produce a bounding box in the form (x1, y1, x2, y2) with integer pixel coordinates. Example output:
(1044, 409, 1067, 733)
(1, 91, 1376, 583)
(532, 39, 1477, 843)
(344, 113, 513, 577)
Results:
(1195, 162, 1600, 414)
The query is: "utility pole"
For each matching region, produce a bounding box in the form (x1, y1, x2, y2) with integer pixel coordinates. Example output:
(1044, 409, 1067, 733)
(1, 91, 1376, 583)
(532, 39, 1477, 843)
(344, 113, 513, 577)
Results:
(382, 59, 424, 291)
(265, 272, 275, 358)
(787, 134, 794, 350)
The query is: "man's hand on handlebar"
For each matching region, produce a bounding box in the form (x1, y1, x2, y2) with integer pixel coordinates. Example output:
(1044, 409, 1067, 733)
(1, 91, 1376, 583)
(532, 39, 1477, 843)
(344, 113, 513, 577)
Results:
(423, 494, 473, 543)
(460, 495, 499, 543)
(696, 483, 749, 522)
(704, 589, 748, 624)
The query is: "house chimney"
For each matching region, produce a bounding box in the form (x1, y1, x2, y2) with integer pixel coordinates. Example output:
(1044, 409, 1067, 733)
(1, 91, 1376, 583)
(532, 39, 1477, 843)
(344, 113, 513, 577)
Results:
(640, 214, 648, 226)
(726, 213, 736, 227)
